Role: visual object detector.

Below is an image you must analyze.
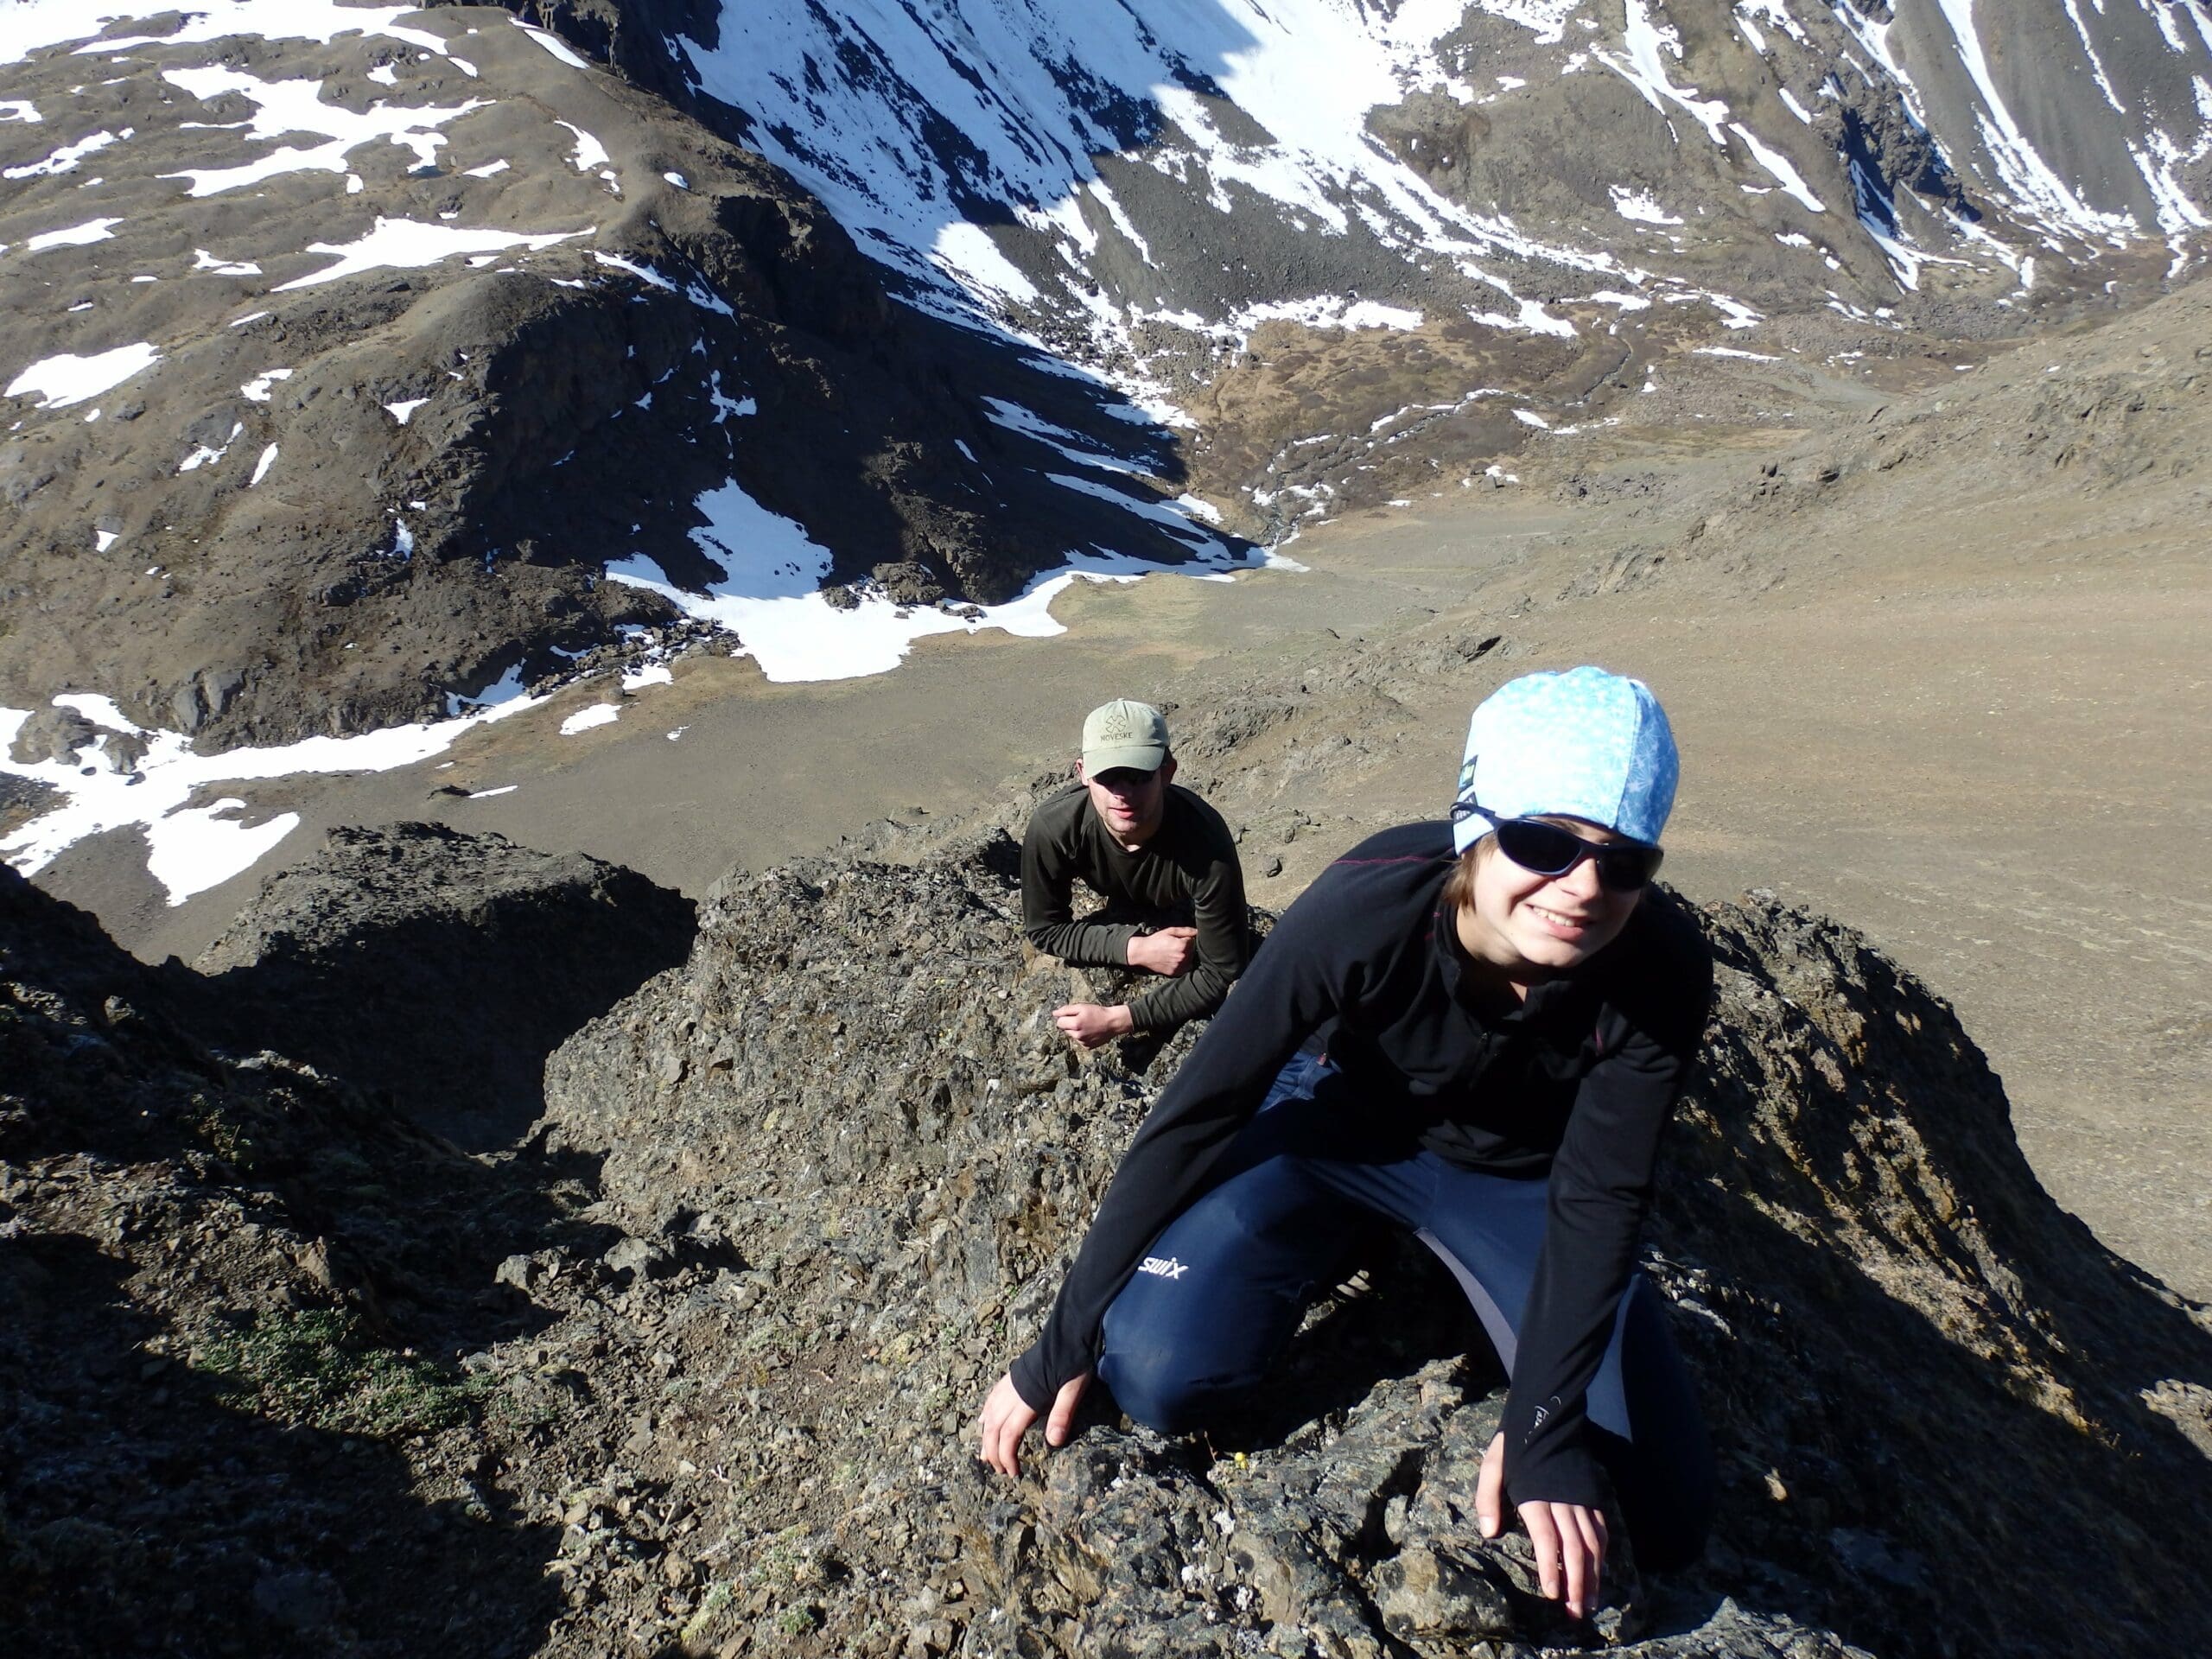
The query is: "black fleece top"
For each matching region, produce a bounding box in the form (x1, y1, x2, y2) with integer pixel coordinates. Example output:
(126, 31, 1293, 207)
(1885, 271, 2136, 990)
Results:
(1008, 820, 1713, 1509)
(1020, 783, 1249, 1033)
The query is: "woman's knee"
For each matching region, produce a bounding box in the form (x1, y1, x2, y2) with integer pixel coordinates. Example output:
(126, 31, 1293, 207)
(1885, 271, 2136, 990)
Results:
(1627, 1455, 1713, 1572)
(1587, 1423, 1713, 1573)
(1096, 1337, 1243, 1434)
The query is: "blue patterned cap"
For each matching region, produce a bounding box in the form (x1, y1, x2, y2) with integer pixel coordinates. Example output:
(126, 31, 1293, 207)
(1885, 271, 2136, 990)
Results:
(1451, 667, 1679, 855)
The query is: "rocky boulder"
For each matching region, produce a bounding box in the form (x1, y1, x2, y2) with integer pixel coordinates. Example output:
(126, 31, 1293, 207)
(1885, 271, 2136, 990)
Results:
(192, 821, 696, 1150)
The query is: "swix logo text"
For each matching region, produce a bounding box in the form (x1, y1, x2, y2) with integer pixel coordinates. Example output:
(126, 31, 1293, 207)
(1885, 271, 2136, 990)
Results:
(1138, 1255, 1188, 1280)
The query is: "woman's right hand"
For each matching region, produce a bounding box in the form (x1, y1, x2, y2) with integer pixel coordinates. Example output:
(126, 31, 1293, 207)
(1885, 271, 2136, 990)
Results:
(1476, 1429, 1608, 1621)
(977, 1370, 1090, 1477)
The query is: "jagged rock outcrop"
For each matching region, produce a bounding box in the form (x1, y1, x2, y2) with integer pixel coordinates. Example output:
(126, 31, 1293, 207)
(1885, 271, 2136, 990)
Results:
(537, 834, 2212, 1657)
(191, 820, 696, 1149)
(7, 822, 2209, 1656)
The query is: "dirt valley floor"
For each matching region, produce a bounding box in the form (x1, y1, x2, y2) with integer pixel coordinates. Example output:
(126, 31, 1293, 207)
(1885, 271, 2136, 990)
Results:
(35, 353, 2210, 1307)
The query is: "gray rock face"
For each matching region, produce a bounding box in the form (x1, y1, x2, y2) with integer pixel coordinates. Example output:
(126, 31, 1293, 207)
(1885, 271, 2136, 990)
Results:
(0, 859, 578, 1656)
(535, 834, 2212, 1657)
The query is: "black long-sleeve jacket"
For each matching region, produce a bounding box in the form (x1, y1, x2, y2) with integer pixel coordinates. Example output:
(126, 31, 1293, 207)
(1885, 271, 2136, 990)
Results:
(1008, 821, 1713, 1508)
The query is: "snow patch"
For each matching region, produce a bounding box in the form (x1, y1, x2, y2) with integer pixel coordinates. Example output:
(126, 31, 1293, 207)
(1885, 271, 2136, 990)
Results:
(239, 366, 292, 401)
(559, 703, 620, 735)
(191, 247, 260, 276)
(157, 64, 486, 197)
(588, 250, 732, 316)
(607, 474, 1265, 683)
(1727, 122, 1825, 212)
(4, 1, 450, 66)
(276, 217, 588, 290)
(1610, 188, 1682, 226)
(24, 217, 121, 251)
(555, 119, 611, 172)
(4, 128, 116, 177)
(513, 20, 591, 71)
(1, 679, 549, 906)
(177, 420, 243, 472)
(7, 341, 159, 408)
(1601, 0, 1731, 147)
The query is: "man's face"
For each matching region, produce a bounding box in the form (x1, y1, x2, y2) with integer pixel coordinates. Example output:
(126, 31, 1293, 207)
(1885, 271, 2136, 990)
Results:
(1079, 756, 1175, 848)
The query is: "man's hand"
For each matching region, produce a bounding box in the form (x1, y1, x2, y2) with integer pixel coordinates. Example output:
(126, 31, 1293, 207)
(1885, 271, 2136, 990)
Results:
(1126, 925, 1198, 976)
(1476, 1429, 1608, 1621)
(1053, 1001, 1135, 1049)
(977, 1370, 1090, 1478)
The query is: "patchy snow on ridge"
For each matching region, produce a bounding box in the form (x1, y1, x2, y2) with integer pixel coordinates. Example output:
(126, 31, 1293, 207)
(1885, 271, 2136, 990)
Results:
(1, 0, 450, 67)
(559, 702, 620, 735)
(157, 64, 486, 196)
(672, 0, 1646, 367)
(274, 218, 588, 289)
(4, 127, 118, 177)
(23, 217, 123, 251)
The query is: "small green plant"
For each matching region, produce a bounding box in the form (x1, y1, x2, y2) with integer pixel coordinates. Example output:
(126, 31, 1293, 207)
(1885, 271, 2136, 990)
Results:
(187, 1093, 260, 1171)
(776, 1605, 819, 1638)
(679, 1580, 734, 1648)
(196, 1309, 480, 1438)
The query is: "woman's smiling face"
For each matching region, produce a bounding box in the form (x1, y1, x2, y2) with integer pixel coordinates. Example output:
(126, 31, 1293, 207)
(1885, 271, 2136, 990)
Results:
(1453, 816, 1644, 982)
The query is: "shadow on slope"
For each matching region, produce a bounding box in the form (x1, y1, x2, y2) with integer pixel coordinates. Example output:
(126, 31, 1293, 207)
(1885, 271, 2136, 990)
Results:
(0, 859, 637, 1656)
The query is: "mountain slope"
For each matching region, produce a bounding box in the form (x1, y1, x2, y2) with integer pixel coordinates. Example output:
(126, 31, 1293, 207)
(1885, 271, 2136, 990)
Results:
(0, 1, 1249, 747)
(645, 0, 2212, 521)
(3, 0, 2209, 907)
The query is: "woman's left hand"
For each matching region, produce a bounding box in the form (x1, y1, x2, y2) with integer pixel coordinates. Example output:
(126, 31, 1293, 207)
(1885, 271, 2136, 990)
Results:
(1475, 1430, 1609, 1621)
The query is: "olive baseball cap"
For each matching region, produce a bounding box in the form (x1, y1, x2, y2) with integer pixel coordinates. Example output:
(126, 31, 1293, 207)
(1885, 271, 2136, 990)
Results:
(1082, 699, 1170, 774)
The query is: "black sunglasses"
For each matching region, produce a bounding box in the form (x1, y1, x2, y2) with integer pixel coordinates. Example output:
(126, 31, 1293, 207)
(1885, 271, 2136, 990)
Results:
(1090, 766, 1162, 790)
(1449, 799, 1663, 892)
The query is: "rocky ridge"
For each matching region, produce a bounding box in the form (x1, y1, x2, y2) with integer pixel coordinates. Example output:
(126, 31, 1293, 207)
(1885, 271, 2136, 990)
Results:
(189, 819, 697, 1149)
(9, 810, 2207, 1656)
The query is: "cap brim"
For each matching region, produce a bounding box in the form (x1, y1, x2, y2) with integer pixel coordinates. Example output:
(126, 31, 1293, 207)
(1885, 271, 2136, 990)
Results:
(1084, 744, 1166, 774)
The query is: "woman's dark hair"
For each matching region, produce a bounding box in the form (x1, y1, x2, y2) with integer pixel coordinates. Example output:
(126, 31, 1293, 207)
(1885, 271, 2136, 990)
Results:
(1440, 836, 1492, 917)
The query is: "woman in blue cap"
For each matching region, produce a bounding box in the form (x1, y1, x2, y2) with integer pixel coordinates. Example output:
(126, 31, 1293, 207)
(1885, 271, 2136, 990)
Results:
(978, 666, 1715, 1619)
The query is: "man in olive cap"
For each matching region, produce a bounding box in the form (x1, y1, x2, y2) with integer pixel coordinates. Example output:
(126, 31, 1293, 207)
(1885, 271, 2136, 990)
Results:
(1021, 699, 1249, 1049)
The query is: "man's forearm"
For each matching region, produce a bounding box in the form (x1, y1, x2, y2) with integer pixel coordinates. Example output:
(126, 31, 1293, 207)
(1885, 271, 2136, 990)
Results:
(1124, 960, 1232, 1032)
(1026, 918, 1140, 968)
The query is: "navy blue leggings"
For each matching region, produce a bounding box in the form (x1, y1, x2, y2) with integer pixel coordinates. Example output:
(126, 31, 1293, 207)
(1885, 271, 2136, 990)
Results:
(1096, 1054, 1713, 1568)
